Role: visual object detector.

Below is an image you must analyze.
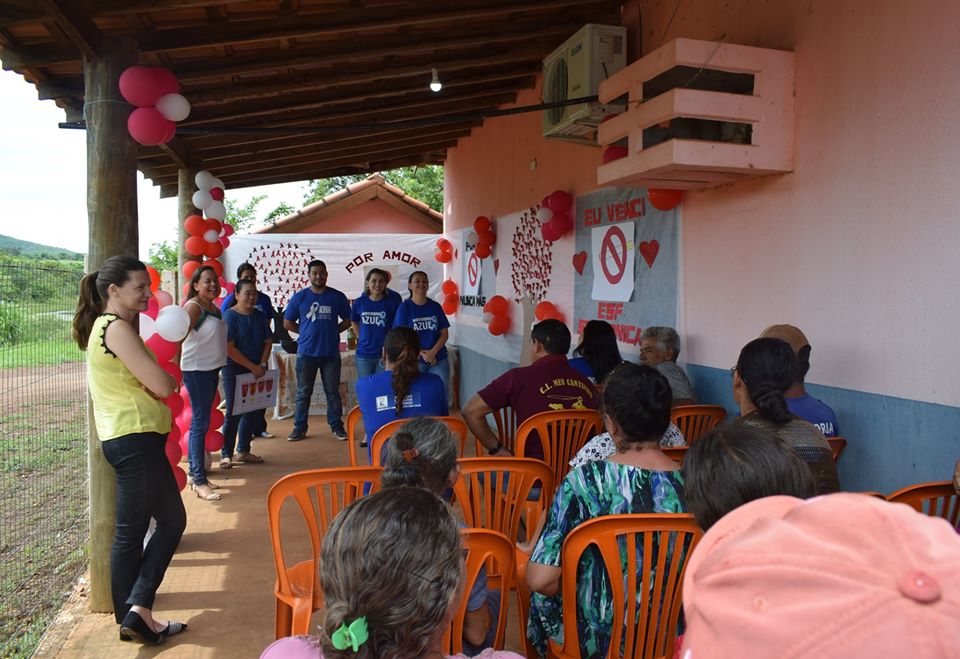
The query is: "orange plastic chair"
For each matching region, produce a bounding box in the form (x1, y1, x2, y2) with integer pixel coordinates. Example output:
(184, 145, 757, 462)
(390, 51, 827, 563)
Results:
(670, 405, 726, 443)
(549, 514, 703, 659)
(442, 529, 515, 655)
(661, 446, 688, 465)
(266, 466, 382, 638)
(516, 409, 602, 482)
(454, 457, 555, 544)
(514, 548, 539, 658)
(345, 405, 364, 466)
(827, 436, 847, 461)
(439, 415, 470, 456)
(886, 481, 960, 530)
(475, 406, 520, 456)
(370, 416, 469, 466)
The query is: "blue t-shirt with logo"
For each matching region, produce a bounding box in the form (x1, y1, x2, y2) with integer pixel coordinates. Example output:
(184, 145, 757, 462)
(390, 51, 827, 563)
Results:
(787, 394, 839, 437)
(356, 370, 449, 453)
(283, 286, 351, 358)
(223, 308, 271, 374)
(350, 294, 399, 359)
(220, 291, 275, 330)
(393, 298, 450, 363)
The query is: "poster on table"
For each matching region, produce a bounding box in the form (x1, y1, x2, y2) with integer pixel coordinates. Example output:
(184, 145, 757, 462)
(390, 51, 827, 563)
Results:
(224, 233, 445, 309)
(572, 187, 678, 357)
(232, 369, 280, 414)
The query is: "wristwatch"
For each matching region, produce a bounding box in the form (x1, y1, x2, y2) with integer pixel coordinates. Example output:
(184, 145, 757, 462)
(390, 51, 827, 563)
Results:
(487, 441, 503, 455)
(258, 362, 267, 368)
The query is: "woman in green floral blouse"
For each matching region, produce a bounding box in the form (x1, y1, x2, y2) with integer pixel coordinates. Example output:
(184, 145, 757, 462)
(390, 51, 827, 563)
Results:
(524, 363, 688, 657)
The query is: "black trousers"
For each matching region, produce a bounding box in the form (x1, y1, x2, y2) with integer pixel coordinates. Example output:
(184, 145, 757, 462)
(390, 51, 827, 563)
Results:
(100, 431, 186, 624)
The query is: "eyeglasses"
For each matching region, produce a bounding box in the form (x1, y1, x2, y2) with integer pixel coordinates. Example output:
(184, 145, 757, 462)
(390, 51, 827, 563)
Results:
(639, 347, 657, 355)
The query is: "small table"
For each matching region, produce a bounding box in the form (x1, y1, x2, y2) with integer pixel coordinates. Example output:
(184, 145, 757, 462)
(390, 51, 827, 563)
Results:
(272, 350, 358, 420)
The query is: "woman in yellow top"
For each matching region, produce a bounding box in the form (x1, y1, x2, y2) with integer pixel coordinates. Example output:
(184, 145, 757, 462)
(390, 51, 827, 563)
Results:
(72, 255, 188, 646)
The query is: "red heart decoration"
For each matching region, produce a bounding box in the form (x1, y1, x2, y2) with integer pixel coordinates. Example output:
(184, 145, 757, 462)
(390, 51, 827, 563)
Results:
(639, 240, 659, 268)
(493, 259, 500, 274)
(572, 251, 587, 275)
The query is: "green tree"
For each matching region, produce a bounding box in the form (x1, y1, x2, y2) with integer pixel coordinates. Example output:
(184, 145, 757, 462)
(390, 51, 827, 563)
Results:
(147, 240, 179, 272)
(263, 202, 295, 226)
(304, 166, 444, 212)
(225, 195, 267, 233)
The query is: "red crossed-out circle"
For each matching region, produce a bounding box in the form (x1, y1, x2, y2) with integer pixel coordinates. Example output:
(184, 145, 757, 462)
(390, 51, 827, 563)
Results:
(467, 252, 480, 287)
(599, 225, 628, 284)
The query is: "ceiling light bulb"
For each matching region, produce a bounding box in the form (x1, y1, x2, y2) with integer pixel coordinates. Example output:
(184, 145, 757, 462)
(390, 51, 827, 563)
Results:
(430, 68, 442, 92)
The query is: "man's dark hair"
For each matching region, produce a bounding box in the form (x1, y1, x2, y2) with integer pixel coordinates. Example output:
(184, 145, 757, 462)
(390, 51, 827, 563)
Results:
(682, 425, 816, 531)
(602, 363, 672, 445)
(796, 345, 812, 382)
(308, 259, 326, 271)
(236, 262, 256, 279)
(531, 319, 571, 355)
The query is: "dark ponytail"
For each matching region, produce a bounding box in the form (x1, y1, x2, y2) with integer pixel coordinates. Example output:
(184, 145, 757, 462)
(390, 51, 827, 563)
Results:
(72, 256, 146, 349)
(736, 337, 797, 425)
(384, 327, 422, 415)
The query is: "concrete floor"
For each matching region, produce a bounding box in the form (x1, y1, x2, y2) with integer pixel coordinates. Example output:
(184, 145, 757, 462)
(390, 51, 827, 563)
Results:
(37, 414, 525, 658)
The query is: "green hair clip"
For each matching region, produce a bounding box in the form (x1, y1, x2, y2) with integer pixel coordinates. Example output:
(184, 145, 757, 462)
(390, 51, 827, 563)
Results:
(331, 617, 369, 652)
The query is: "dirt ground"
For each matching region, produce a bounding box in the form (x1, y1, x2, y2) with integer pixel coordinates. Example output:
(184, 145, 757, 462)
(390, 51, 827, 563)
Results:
(32, 414, 526, 658)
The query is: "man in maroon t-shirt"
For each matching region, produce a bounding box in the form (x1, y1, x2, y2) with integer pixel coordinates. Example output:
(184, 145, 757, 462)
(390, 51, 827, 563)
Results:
(463, 319, 599, 460)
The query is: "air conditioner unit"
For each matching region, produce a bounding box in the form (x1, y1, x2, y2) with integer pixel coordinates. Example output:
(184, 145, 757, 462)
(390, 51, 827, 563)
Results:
(542, 24, 628, 145)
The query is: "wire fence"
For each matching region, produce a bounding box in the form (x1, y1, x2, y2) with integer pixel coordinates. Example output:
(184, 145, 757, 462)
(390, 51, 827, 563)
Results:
(0, 258, 87, 658)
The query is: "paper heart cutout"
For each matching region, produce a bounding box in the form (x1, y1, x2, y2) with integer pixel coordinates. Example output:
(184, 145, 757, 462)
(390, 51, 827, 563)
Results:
(639, 240, 659, 268)
(572, 251, 587, 275)
(493, 259, 500, 274)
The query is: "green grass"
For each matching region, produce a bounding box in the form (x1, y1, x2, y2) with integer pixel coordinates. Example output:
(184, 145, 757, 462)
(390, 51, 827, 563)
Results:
(0, 339, 82, 369)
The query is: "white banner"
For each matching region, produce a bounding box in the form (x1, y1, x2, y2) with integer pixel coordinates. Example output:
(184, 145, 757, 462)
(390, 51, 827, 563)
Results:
(233, 369, 279, 414)
(591, 222, 635, 302)
(224, 233, 446, 308)
(462, 245, 482, 296)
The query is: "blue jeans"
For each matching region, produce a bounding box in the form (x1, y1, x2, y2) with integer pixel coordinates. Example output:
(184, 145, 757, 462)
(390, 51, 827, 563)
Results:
(419, 358, 449, 402)
(182, 368, 220, 486)
(100, 432, 186, 623)
(355, 356, 383, 379)
(294, 354, 344, 433)
(221, 367, 255, 458)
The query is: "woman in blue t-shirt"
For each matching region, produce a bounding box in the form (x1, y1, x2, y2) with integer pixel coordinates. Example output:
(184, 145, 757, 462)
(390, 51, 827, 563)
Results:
(356, 327, 448, 460)
(350, 268, 398, 380)
(393, 270, 450, 398)
(221, 279, 272, 466)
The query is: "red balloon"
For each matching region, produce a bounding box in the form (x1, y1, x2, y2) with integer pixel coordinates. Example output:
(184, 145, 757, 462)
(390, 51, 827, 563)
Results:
(489, 314, 511, 336)
(435, 250, 452, 263)
(478, 231, 496, 247)
(546, 190, 573, 214)
(119, 66, 177, 107)
(146, 266, 161, 292)
(172, 465, 187, 492)
(182, 282, 191, 298)
(483, 295, 509, 316)
(441, 293, 459, 315)
(541, 222, 561, 242)
(182, 259, 201, 281)
(160, 121, 177, 144)
(206, 218, 222, 234)
(441, 279, 458, 295)
(535, 300, 557, 321)
(177, 407, 193, 434)
(209, 408, 224, 430)
(602, 145, 629, 163)
(474, 242, 491, 259)
(165, 438, 182, 466)
(163, 392, 183, 419)
(128, 107, 174, 146)
(167, 425, 181, 444)
(648, 188, 683, 212)
(205, 241, 224, 259)
(473, 216, 491, 234)
(212, 390, 221, 408)
(205, 430, 224, 453)
(205, 259, 224, 277)
(184, 235, 207, 257)
(222, 223, 235, 237)
(144, 297, 160, 320)
(146, 334, 177, 363)
(209, 187, 224, 201)
(436, 237, 452, 252)
(153, 67, 181, 97)
(219, 236, 231, 249)
(184, 214, 206, 236)
(549, 213, 573, 237)
(160, 360, 182, 383)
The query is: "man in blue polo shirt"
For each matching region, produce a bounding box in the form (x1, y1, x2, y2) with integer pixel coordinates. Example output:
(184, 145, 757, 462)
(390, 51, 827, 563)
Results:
(283, 260, 351, 441)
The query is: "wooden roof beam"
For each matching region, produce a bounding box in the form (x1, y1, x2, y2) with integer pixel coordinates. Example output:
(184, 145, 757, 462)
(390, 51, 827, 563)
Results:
(36, 0, 102, 61)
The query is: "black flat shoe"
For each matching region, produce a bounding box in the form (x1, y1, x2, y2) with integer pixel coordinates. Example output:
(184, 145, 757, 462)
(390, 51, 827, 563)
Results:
(119, 611, 164, 645)
(159, 621, 188, 637)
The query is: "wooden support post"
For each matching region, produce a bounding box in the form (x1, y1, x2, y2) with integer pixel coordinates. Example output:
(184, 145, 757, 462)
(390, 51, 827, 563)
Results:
(177, 168, 199, 301)
(83, 35, 139, 614)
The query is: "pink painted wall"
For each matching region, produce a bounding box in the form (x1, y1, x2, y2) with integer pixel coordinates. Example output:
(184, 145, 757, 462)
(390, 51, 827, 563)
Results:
(445, 0, 960, 407)
(298, 198, 440, 234)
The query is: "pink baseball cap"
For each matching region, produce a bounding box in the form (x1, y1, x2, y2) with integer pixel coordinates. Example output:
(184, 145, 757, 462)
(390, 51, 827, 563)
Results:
(680, 493, 960, 658)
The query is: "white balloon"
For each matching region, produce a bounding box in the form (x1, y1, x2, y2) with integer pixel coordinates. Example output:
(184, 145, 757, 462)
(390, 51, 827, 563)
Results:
(205, 200, 225, 221)
(211, 177, 225, 190)
(154, 290, 173, 308)
(203, 229, 220, 243)
(195, 170, 215, 190)
(155, 305, 191, 342)
(538, 207, 554, 224)
(156, 93, 191, 122)
(139, 313, 155, 340)
(482, 312, 493, 324)
(192, 189, 213, 209)
(466, 231, 478, 244)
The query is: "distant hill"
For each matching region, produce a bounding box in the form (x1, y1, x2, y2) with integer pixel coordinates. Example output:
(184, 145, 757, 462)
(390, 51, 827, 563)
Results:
(0, 235, 84, 260)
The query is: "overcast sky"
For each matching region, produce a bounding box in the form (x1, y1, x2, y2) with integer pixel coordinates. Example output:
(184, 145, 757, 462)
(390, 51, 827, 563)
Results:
(0, 70, 307, 257)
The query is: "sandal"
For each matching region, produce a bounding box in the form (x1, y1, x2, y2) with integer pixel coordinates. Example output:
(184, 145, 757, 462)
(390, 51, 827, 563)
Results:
(193, 483, 221, 501)
(234, 452, 264, 464)
(218, 458, 232, 470)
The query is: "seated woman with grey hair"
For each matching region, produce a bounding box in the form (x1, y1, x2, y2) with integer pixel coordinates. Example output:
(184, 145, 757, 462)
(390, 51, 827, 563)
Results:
(260, 486, 522, 659)
(639, 326, 695, 405)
